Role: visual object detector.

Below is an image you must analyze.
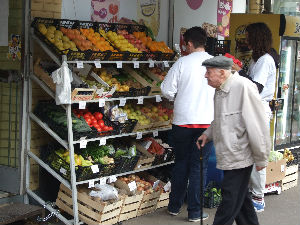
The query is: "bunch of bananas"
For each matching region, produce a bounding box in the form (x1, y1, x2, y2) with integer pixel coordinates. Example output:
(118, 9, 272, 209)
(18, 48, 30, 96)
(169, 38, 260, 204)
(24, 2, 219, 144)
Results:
(283, 148, 295, 162)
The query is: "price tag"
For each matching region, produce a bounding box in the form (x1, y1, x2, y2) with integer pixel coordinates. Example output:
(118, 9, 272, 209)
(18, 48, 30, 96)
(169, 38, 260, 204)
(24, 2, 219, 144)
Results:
(149, 60, 155, 68)
(137, 96, 144, 104)
(281, 164, 285, 172)
(60, 167, 67, 175)
(137, 164, 141, 169)
(108, 175, 117, 183)
(163, 61, 169, 68)
(94, 61, 101, 68)
(153, 180, 160, 189)
(76, 61, 84, 68)
(128, 181, 137, 191)
(153, 130, 158, 137)
(99, 99, 105, 107)
(116, 61, 122, 68)
(99, 138, 106, 146)
(134, 61, 139, 68)
(91, 165, 99, 174)
(164, 181, 171, 192)
(155, 95, 162, 102)
(119, 98, 126, 106)
(136, 132, 142, 139)
(80, 139, 87, 149)
(79, 101, 86, 109)
(88, 180, 95, 188)
(100, 177, 107, 185)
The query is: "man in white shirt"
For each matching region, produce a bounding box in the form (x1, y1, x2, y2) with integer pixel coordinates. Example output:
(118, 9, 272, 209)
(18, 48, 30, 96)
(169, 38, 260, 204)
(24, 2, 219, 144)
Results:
(161, 26, 215, 222)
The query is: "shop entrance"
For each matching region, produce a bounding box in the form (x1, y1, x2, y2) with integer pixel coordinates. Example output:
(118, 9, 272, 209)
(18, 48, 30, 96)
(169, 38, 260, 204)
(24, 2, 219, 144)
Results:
(0, 70, 22, 195)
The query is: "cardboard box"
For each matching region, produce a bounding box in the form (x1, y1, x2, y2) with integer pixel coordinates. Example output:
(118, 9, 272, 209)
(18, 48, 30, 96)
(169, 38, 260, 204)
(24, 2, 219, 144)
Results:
(266, 159, 287, 184)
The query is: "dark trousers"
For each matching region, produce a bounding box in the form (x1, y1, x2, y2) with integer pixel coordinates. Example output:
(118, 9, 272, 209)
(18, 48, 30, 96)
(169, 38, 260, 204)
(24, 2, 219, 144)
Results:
(213, 165, 259, 225)
(168, 125, 213, 219)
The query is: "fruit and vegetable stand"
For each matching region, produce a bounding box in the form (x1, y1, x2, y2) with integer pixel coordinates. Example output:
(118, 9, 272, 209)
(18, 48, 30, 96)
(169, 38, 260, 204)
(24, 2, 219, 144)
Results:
(25, 17, 176, 225)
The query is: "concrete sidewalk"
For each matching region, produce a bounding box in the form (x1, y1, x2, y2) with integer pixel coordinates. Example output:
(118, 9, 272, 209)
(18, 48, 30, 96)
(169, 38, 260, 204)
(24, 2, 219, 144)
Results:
(122, 177, 300, 225)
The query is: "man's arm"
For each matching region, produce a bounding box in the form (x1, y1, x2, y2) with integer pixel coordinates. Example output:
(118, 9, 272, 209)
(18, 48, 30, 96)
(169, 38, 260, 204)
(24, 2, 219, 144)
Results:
(241, 83, 271, 168)
(160, 61, 181, 101)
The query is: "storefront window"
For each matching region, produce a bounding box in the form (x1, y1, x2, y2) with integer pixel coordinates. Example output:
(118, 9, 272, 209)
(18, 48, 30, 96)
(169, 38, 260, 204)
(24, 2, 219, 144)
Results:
(273, 0, 300, 16)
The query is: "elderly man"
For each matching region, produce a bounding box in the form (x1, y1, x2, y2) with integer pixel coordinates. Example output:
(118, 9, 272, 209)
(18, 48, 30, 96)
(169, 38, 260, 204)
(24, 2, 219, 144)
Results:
(197, 56, 270, 225)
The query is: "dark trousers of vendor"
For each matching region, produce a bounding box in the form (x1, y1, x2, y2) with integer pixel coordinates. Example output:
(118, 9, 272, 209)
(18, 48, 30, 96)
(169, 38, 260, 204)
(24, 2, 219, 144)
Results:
(213, 165, 259, 225)
(168, 125, 212, 219)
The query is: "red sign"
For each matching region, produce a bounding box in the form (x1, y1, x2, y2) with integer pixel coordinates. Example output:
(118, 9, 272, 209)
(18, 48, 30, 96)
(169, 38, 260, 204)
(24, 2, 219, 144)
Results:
(186, 0, 203, 10)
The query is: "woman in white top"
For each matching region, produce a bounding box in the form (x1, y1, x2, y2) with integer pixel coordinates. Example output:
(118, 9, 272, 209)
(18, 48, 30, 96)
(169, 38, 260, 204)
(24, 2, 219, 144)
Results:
(232, 22, 279, 213)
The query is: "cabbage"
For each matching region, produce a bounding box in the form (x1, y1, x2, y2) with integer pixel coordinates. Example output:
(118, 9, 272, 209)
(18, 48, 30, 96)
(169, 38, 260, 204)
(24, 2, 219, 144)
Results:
(268, 150, 283, 162)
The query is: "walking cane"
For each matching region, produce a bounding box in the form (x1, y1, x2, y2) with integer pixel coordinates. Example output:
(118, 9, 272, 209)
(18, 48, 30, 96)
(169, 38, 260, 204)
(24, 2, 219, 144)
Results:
(198, 140, 204, 225)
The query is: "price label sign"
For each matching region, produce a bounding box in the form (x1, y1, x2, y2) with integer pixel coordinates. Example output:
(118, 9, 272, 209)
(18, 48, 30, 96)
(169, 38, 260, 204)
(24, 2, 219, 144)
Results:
(91, 165, 99, 173)
(80, 139, 87, 149)
(94, 61, 101, 68)
(60, 167, 67, 175)
(155, 95, 162, 102)
(136, 132, 142, 139)
(99, 99, 105, 107)
(149, 60, 155, 68)
(153, 180, 160, 189)
(281, 165, 285, 172)
(100, 177, 107, 185)
(108, 175, 117, 183)
(163, 61, 169, 68)
(116, 61, 122, 68)
(136, 164, 141, 169)
(164, 181, 171, 192)
(134, 61, 139, 68)
(79, 101, 86, 109)
(128, 181, 137, 191)
(76, 61, 84, 68)
(88, 180, 95, 188)
(119, 98, 126, 106)
(153, 130, 158, 137)
(137, 96, 144, 104)
(99, 138, 106, 146)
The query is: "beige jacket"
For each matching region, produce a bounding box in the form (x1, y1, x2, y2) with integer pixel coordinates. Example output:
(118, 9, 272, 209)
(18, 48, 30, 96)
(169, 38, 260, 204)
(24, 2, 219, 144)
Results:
(204, 72, 271, 170)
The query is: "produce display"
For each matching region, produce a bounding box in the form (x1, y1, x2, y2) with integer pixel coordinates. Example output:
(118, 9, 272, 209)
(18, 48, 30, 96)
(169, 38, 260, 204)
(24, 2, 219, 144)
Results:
(54, 148, 93, 167)
(121, 104, 151, 126)
(283, 148, 295, 162)
(149, 67, 168, 81)
(73, 109, 114, 133)
(140, 102, 172, 122)
(118, 30, 148, 52)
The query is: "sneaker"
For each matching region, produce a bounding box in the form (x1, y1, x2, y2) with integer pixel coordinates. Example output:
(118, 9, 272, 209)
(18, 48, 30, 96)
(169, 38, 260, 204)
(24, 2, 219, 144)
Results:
(252, 199, 265, 212)
(188, 212, 209, 222)
(167, 210, 179, 216)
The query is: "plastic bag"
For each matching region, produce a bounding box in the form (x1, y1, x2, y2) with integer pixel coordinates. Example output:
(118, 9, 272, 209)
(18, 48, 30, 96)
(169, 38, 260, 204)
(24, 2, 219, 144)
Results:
(51, 61, 73, 105)
(89, 184, 118, 201)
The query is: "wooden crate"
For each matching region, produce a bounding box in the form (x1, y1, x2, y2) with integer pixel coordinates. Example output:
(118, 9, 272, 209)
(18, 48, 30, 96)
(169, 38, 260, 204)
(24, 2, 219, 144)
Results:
(134, 143, 155, 170)
(282, 164, 298, 191)
(33, 58, 56, 92)
(71, 88, 96, 101)
(118, 192, 144, 222)
(56, 184, 124, 225)
(123, 66, 161, 96)
(137, 190, 160, 216)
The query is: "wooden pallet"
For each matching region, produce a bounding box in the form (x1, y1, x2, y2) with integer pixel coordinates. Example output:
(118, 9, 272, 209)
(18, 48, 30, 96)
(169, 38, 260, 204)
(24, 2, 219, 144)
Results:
(282, 165, 298, 191)
(56, 184, 123, 225)
(118, 192, 144, 222)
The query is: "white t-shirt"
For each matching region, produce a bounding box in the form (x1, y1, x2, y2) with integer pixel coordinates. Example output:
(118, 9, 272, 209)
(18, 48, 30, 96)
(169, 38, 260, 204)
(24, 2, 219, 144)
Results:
(161, 51, 214, 125)
(248, 53, 276, 102)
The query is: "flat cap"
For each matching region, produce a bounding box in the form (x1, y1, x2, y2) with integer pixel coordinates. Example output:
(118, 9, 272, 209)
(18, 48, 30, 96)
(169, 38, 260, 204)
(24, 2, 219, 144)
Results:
(202, 56, 233, 70)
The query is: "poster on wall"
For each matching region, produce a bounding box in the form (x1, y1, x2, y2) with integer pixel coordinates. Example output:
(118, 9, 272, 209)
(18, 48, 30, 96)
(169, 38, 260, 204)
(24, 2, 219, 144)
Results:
(217, 0, 232, 37)
(137, 0, 160, 37)
(7, 34, 21, 61)
(186, 0, 203, 10)
(91, 0, 120, 23)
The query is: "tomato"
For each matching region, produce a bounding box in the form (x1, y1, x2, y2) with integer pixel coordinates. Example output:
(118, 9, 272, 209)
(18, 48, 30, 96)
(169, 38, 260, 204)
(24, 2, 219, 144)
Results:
(90, 116, 96, 120)
(77, 114, 81, 118)
(97, 127, 102, 132)
(102, 126, 109, 131)
(92, 121, 99, 127)
(98, 120, 105, 127)
(94, 112, 103, 121)
(85, 118, 92, 124)
(84, 113, 90, 119)
(91, 119, 97, 124)
(107, 126, 113, 131)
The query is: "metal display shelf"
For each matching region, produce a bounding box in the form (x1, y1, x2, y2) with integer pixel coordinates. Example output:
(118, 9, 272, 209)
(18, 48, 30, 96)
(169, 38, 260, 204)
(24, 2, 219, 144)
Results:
(26, 30, 176, 225)
(30, 73, 164, 104)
